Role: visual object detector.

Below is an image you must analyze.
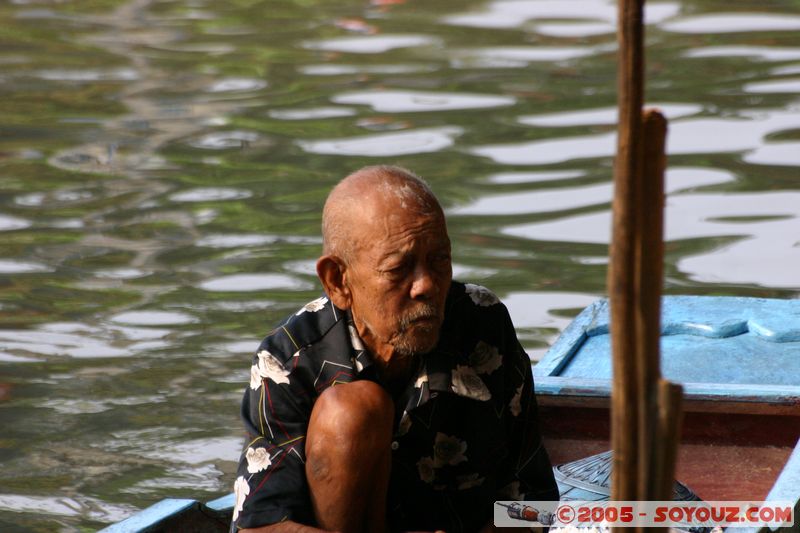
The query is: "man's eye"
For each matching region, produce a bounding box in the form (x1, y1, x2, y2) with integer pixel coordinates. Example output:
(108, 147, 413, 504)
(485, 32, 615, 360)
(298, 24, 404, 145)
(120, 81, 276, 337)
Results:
(432, 253, 451, 267)
(386, 262, 410, 275)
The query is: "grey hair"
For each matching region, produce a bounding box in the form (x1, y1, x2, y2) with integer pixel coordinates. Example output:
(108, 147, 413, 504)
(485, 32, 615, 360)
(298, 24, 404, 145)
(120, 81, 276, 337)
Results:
(321, 165, 441, 263)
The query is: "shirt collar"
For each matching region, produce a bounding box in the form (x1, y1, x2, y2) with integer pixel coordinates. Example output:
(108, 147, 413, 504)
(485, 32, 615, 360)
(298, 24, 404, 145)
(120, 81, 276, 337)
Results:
(343, 309, 377, 376)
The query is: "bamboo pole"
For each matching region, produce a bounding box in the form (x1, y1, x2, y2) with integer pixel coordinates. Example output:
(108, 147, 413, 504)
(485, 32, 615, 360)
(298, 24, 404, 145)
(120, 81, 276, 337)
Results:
(609, 0, 645, 505)
(610, 3, 684, 529)
(636, 108, 667, 502)
(652, 379, 685, 500)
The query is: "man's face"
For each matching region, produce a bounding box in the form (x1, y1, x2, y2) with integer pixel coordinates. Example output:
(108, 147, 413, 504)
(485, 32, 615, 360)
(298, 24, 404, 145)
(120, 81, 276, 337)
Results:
(345, 201, 452, 360)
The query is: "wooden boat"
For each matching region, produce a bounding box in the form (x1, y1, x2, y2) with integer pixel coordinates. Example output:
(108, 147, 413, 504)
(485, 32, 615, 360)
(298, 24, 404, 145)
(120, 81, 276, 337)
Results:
(536, 295, 800, 532)
(101, 295, 800, 532)
(99, 494, 234, 533)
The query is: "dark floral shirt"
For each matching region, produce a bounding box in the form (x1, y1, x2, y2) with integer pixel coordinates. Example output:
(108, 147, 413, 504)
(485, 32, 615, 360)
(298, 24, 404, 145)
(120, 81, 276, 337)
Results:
(232, 281, 558, 532)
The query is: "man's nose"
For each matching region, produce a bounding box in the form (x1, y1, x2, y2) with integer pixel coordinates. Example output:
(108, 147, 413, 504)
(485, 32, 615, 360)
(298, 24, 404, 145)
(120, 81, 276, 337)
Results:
(409, 264, 436, 300)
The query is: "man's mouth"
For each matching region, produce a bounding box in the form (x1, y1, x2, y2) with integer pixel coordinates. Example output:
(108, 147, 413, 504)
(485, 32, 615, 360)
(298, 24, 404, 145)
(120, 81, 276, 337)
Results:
(398, 307, 440, 331)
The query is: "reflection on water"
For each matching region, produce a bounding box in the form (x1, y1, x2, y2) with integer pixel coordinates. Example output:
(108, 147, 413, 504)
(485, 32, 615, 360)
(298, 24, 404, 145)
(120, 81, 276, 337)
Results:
(685, 46, 800, 62)
(332, 90, 516, 113)
(1, 0, 800, 529)
(0, 494, 135, 523)
(200, 274, 315, 292)
(0, 260, 51, 274)
(472, 106, 800, 164)
(206, 78, 268, 93)
(187, 132, 262, 150)
(302, 34, 440, 53)
(661, 13, 800, 33)
(110, 311, 197, 326)
(487, 169, 585, 184)
(452, 167, 733, 216)
(517, 102, 702, 126)
(168, 187, 252, 203)
(452, 45, 602, 67)
(745, 142, 800, 167)
(299, 63, 437, 75)
(442, 0, 679, 29)
(504, 190, 800, 288)
(269, 107, 357, 120)
(744, 78, 800, 94)
(0, 215, 31, 231)
(298, 126, 463, 156)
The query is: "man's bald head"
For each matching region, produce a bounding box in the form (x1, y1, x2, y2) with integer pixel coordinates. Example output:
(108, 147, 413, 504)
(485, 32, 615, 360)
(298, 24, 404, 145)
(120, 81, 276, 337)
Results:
(322, 165, 443, 263)
(317, 165, 452, 363)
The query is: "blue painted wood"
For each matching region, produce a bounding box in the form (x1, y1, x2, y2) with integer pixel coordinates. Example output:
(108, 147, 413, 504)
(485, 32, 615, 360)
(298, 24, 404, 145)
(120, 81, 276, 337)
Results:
(763, 438, 800, 532)
(535, 296, 800, 408)
(98, 499, 197, 533)
(98, 494, 233, 532)
(536, 377, 800, 406)
(206, 492, 234, 511)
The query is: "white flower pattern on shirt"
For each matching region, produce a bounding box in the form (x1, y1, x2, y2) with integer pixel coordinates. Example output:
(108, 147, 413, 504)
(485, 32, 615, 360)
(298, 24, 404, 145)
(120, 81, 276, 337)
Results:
(233, 476, 250, 522)
(249, 363, 263, 390)
(245, 446, 272, 473)
(255, 349, 290, 385)
(469, 341, 502, 374)
(433, 432, 467, 466)
(464, 283, 499, 307)
(295, 296, 328, 315)
(417, 456, 435, 483)
(451, 364, 491, 401)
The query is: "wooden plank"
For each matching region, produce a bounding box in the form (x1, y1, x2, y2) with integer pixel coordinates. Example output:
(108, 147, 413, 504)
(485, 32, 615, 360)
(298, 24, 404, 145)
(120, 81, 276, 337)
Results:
(536, 377, 800, 411)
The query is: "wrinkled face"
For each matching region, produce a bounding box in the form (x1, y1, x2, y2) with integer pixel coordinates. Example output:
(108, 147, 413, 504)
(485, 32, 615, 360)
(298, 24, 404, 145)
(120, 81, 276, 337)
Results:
(345, 203, 452, 359)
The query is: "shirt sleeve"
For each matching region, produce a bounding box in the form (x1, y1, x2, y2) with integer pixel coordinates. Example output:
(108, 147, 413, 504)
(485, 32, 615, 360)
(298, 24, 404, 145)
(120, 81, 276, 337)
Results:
(496, 304, 560, 502)
(232, 344, 317, 529)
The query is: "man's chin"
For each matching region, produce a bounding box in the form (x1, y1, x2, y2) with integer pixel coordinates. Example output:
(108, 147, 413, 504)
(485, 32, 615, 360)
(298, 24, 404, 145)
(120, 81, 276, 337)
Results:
(392, 328, 440, 357)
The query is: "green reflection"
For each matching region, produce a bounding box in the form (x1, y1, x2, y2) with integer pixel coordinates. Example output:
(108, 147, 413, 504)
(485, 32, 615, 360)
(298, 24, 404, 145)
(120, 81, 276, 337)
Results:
(2, 0, 800, 529)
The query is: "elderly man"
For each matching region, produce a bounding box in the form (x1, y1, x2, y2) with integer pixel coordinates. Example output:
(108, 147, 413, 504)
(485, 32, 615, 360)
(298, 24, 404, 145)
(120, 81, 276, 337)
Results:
(232, 165, 558, 532)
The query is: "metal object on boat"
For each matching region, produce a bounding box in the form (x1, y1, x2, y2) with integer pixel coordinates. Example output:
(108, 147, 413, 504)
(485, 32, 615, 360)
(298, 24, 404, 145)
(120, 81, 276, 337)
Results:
(554, 451, 711, 533)
(555, 450, 700, 502)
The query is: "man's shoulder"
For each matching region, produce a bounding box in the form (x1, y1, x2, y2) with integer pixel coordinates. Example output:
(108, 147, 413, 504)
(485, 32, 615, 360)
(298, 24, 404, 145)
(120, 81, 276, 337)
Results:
(444, 280, 517, 346)
(447, 280, 509, 316)
(256, 295, 345, 363)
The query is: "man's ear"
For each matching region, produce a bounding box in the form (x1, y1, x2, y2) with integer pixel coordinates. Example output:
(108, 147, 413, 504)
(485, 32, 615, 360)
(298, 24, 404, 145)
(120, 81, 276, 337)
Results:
(316, 255, 351, 309)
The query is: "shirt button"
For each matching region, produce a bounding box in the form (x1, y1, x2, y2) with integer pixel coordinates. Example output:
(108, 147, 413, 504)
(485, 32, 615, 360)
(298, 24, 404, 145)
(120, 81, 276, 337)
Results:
(391, 441, 399, 450)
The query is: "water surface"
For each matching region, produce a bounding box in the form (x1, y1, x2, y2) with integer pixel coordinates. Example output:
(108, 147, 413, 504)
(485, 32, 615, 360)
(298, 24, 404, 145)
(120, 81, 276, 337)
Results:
(1, 0, 799, 529)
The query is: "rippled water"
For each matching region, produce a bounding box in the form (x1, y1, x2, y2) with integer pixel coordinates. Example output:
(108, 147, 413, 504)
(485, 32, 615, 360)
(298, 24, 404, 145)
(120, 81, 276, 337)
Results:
(1, 0, 799, 530)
